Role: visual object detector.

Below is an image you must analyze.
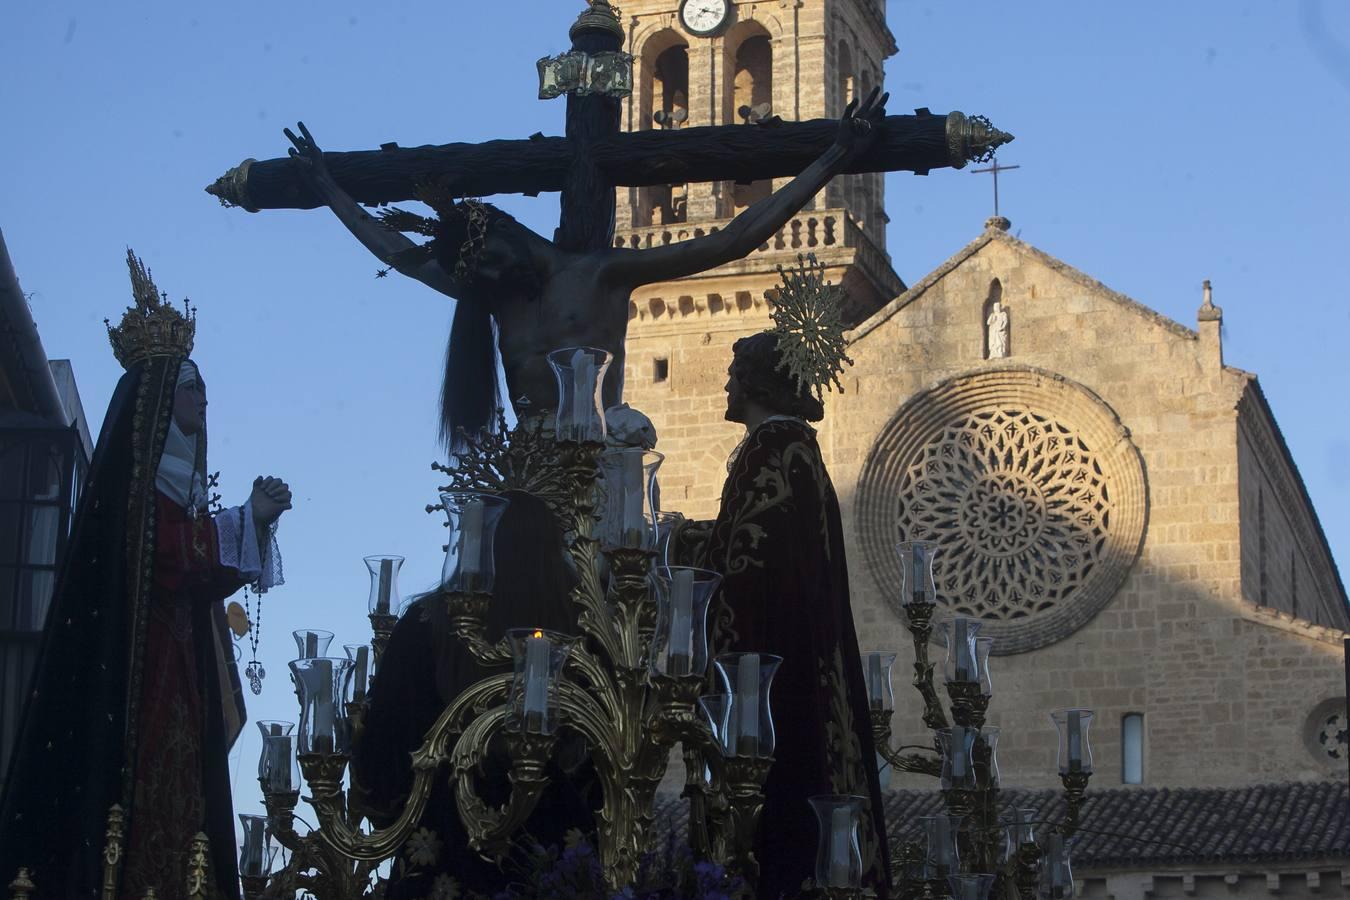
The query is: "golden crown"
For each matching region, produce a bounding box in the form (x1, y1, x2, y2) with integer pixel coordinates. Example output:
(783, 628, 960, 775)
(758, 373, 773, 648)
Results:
(105, 249, 196, 369)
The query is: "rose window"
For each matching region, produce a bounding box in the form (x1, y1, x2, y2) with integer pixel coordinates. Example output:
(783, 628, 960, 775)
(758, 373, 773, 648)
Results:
(857, 368, 1147, 653)
(899, 409, 1110, 621)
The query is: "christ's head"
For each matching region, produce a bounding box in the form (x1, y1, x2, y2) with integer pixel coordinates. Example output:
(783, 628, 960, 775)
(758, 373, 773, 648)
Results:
(431, 202, 541, 299)
(725, 332, 824, 425)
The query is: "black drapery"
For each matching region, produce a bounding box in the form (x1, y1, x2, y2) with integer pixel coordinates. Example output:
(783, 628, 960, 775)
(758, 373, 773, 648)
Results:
(703, 418, 892, 900)
(351, 490, 599, 897)
(0, 357, 243, 898)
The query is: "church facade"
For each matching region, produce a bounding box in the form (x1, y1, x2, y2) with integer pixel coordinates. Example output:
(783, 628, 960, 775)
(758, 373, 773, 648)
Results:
(620, 1, 1350, 895)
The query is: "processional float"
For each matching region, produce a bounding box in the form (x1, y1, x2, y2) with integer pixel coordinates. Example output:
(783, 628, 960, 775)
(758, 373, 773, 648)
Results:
(219, 344, 1096, 900)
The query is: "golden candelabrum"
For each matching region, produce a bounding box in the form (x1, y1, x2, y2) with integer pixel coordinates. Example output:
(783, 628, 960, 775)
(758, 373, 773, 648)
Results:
(240, 348, 778, 898)
(866, 541, 1091, 900)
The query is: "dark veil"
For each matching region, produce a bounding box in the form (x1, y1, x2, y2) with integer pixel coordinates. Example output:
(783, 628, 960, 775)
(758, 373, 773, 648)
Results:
(350, 490, 597, 896)
(0, 355, 238, 897)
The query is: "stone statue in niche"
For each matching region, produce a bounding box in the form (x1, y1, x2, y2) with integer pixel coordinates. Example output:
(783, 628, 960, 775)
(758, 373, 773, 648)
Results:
(986, 300, 1010, 359)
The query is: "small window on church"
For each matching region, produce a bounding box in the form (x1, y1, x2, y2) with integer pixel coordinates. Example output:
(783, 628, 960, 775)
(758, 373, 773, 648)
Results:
(1122, 713, 1144, 784)
(653, 358, 670, 383)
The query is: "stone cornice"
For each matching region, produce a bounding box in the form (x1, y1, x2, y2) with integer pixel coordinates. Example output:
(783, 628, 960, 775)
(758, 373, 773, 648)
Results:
(1242, 603, 1349, 647)
(849, 224, 1199, 345)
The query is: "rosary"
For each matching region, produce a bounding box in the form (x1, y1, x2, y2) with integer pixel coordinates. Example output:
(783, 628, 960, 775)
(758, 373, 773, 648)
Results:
(238, 498, 268, 695)
(243, 582, 266, 694)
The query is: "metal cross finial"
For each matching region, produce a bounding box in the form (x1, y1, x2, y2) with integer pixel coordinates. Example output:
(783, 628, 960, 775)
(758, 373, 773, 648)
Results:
(971, 157, 1021, 217)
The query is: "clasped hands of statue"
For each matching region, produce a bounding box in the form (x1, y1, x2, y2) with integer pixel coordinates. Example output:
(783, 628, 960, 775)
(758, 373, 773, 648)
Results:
(250, 476, 292, 528)
(280, 85, 890, 184)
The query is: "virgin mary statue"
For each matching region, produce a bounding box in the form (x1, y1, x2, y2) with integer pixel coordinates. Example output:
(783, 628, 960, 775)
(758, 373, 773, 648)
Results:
(0, 252, 289, 898)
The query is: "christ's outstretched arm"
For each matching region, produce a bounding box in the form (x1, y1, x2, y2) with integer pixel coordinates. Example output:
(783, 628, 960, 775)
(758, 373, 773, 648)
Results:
(602, 88, 889, 289)
(285, 123, 460, 296)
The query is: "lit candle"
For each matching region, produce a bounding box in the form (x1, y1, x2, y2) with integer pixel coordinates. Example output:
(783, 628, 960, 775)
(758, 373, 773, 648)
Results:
(523, 630, 550, 731)
(829, 806, 853, 887)
(868, 653, 883, 710)
(459, 499, 484, 577)
(313, 659, 333, 753)
(735, 654, 760, 755)
(622, 451, 645, 546)
(1067, 710, 1082, 772)
(376, 558, 392, 614)
(954, 618, 972, 682)
(571, 349, 596, 436)
(354, 646, 369, 700)
(668, 570, 694, 676)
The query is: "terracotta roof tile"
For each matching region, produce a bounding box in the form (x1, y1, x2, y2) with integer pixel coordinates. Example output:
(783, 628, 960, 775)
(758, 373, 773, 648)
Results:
(654, 782, 1350, 867)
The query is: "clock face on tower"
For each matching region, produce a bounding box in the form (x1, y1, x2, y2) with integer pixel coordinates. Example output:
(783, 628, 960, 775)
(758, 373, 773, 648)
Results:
(679, 0, 730, 36)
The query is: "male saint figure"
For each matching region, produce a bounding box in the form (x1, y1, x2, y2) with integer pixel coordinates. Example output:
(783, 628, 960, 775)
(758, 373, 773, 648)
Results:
(698, 331, 891, 898)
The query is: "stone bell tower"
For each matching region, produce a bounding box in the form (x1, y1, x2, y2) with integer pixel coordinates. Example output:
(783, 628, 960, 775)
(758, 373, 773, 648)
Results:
(617, 0, 904, 518)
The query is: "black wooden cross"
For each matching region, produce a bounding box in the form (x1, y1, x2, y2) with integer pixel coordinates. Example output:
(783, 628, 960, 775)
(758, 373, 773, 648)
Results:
(206, 4, 1012, 253)
(971, 157, 1021, 217)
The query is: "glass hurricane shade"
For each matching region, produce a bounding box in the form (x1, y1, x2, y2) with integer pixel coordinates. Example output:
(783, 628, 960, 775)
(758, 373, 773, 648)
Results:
(238, 814, 275, 878)
(548, 346, 612, 444)
(255, 721, 298, 794)
(865, 652, 898, 712)
(597, 448, 664, 550)
(1001, 808, 1038, 863)
(712, 652, 783, 758)
(507, 628, 578, 735)
(809, 794, 867, 889)
(651, 566, 720, 677)
(439, 491, 511, 594)
(896, 540, 939, 605)
(1039, 833, 1075, 900)
(291, 629, 333, 659)
(938, 617, 982, 683)
(343, 643, 373, 701)
(258, 733, 300, 794)
(917, 814, 963, 879)
(289, 657, 355, 754)
(937, 726, 978, 790)
(1051, 709, 1095, 774)
(363, 555, 404, 615)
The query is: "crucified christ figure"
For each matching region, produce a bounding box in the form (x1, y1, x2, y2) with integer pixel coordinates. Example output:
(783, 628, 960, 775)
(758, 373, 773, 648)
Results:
(285, 88, 888, 447)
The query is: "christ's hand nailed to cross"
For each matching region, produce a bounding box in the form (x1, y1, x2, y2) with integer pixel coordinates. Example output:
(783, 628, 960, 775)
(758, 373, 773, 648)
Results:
(284, 121, 335, 188)
(835, 86, 889, 160)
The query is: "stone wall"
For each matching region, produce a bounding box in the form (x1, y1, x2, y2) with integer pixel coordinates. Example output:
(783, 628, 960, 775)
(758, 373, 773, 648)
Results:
(1078, 867, 1350, 900)
(823, 226, 1347, 789)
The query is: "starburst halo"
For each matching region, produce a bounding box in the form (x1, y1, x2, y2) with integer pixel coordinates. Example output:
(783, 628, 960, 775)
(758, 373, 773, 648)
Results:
(765, 253, 854, 401)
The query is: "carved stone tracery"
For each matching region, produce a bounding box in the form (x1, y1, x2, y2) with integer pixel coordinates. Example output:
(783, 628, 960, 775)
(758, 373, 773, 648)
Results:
(902, 408, 1111, 622)
(857, 367, 1148, 653)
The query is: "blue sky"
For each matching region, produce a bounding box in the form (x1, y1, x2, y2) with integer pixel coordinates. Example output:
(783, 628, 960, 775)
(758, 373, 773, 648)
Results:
(3, 0, 1349, 842)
